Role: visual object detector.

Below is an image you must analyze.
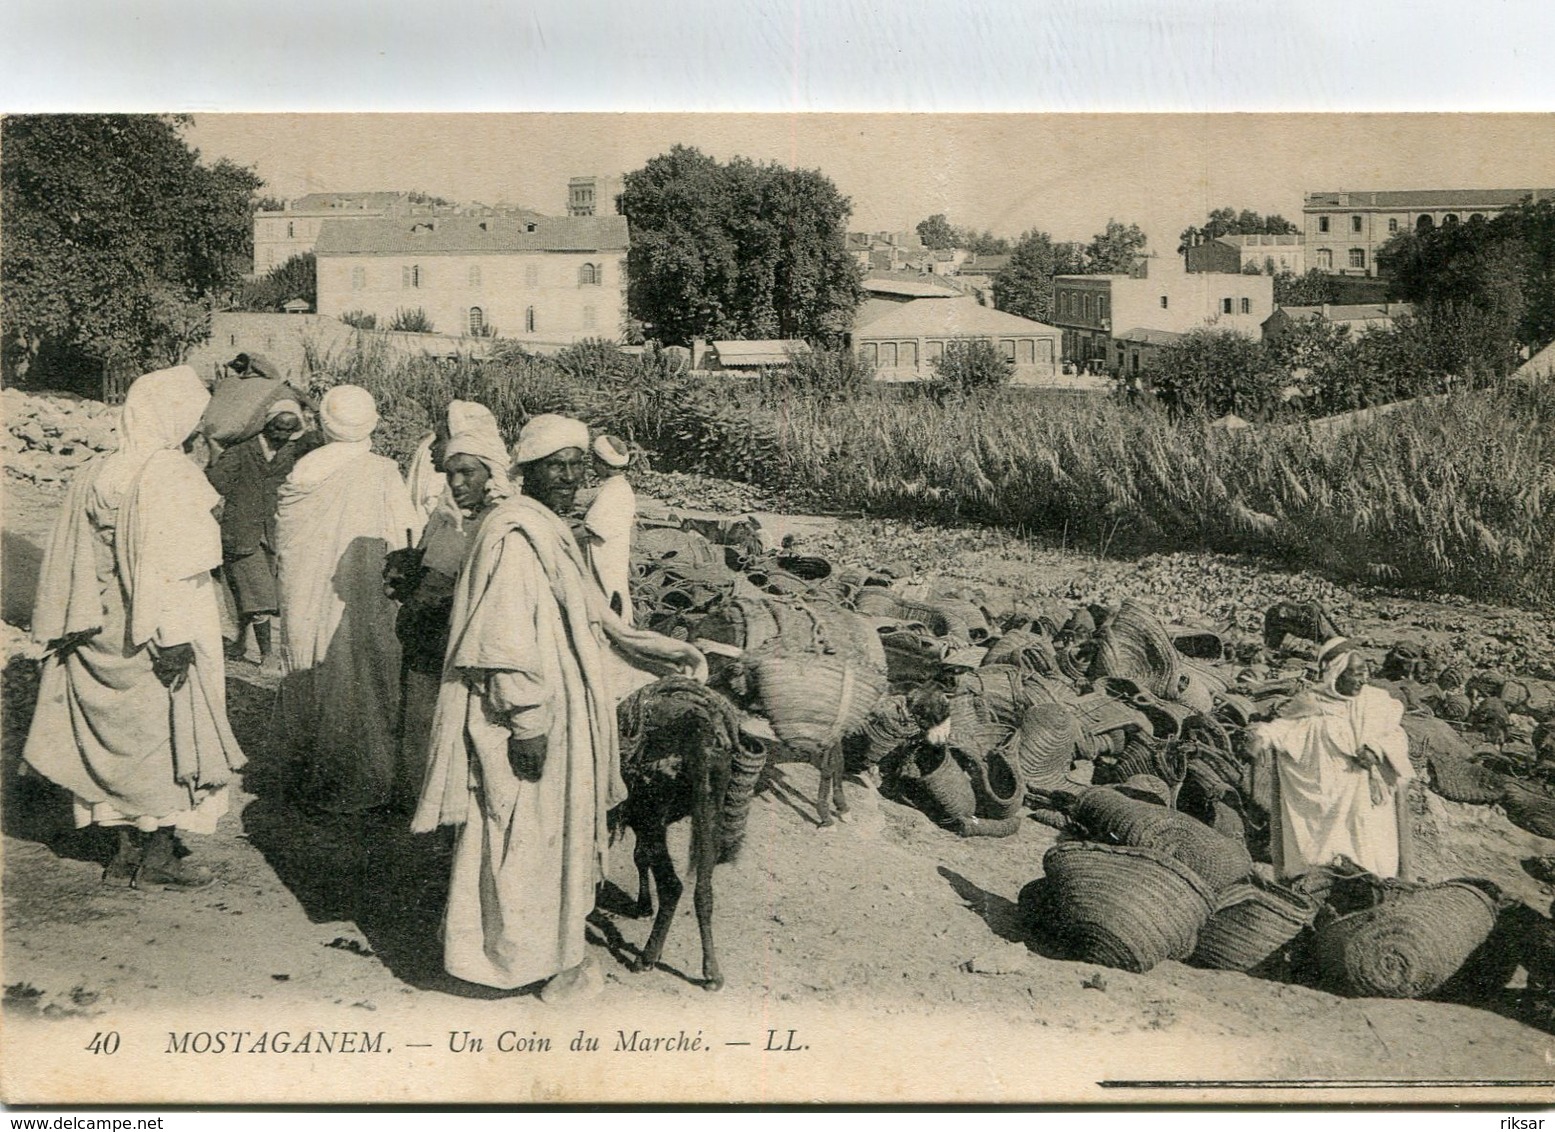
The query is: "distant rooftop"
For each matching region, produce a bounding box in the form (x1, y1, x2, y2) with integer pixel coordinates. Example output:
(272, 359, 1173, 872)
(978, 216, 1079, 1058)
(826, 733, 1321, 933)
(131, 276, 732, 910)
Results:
(862, 272, 963, 299)
(710, 340, 811, 367)
(854, 296, 1059, 338)
(314, 215, 629, 256)
(1272, 303, 1415, 323)
(1215, 233, 1303, 248)
(1113, 327, 1184, 347)
(287, 191, 413, 212)
(1304, 189, 1554, 210)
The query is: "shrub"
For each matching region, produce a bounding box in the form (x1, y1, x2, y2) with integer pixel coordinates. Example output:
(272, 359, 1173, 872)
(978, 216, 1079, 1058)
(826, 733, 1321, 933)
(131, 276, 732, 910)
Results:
(933, 338, 1013, 394)
(1144, 328, 1287, 420)
(339, 310, 377, 330)
(389, 308, 435, 333)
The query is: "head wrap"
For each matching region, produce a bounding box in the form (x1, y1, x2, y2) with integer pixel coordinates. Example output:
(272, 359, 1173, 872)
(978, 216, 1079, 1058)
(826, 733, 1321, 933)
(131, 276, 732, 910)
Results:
(1316, 636, 1356, 696)
(446, 399, 498, 439)
(319, 385, 379, 443)
(512, 413, 589, 466)
(95, 366, 211, 508)
(444, 427, 514, 504)
(593, 434, 630, 468)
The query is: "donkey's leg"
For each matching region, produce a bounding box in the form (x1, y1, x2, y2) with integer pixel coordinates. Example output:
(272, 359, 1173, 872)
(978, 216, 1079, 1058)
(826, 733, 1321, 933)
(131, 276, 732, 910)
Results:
(831, 745, 850, 818)
(632, 822, 682, 973)
(630, 826, 655, 919)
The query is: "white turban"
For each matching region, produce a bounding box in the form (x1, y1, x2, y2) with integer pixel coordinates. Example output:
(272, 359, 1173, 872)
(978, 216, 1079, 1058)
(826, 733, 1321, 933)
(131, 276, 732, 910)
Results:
(512, 413, 589, 466)
(444, 426, 514, 501)
(447, 399, 498, 440)
(593, 433, 630, 468)
(320, 385, 379, 443)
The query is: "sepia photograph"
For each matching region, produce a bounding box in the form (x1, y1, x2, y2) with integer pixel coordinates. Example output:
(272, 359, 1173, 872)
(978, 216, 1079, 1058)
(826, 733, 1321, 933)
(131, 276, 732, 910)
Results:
(3, 4, 1555, 1112)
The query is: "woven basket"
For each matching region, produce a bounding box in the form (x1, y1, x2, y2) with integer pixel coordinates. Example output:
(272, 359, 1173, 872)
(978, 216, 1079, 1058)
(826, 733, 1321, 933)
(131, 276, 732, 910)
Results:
(869, 621, 950, 689)
(1169, 626, 1225, 661)
(966, 745, 1025, 819)
(983, 627, 1059, 676)
(911, 742, 977, 826)
(1072, 691, 1151, 741)
(1070, 786, 1254, 893)
(1007, 703, 1083, 794)
(1040, 841, 1214, 973)
(1189, 877, 1319, 972)
(1263, 601, 1340, 651)
(954, 664, 1037, 727)
(957, 814, 1023, 838)
(857, 695, 918, 766)
(1312, 880, 1499, 998)
(1088, 599, 1182, 700)
(1502, 780, 1555, 839)
(1426, 752, 1507, 805)
(634, 527, 728, 574)
(1400, 713, 1473, 773)
(743, 645, 888, 758)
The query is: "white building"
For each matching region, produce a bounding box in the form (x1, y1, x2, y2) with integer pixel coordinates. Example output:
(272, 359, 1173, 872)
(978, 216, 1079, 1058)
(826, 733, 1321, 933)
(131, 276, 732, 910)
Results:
(314, 214, 630, 343)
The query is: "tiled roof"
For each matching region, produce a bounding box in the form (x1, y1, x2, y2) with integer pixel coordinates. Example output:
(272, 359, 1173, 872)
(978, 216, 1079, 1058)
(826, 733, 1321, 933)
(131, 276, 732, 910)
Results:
(1304, 189, 1554, 210)
(314, 215, 630, 256)
(853, 296, 1059, 339)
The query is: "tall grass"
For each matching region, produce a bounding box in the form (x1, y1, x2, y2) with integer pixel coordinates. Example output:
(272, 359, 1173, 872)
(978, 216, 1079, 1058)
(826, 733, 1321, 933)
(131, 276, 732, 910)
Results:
(316, 342, 1555, 608)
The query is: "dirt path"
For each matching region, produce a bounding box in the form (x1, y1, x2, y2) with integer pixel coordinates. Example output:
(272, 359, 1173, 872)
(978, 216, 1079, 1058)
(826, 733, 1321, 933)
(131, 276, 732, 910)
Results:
(4, 473, 1555, 1105)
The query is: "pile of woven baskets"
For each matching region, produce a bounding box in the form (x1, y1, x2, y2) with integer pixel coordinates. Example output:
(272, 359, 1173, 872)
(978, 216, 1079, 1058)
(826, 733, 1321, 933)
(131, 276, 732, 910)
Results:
(624, 501, 1555, 865)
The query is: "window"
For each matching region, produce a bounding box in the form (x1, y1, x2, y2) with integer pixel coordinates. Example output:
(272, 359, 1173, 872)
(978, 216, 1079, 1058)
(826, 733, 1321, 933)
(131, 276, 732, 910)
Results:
(1017, 339, 1035, 365)
(1159, 295, 1169, 309)
(1000, 339, 1016, 362)
(468, 307, 484, 335)
(402, 264, 423, 289)
(1317, 248, 1333, 270)
(468, 265, 482, 287)
(862, 342, 878, 365)
(579, 263, 598, 285)
(1351, 215, 1363, 233)
(351, 266, 365, 290)
(1349, 248, 1366, 270)
(287, 221, 294, 239)
(1318, 216, 1331, 233)
(926, 340, 944, 363)
(525, 306, 536, 333)
(583, 305, 597, 330)
(879, 342, 898, 367)
(901, 341, 918, 368)
(1083, 295, 1092, 321)
(524, 263, 539, 287)
(1098, 297, 1109, 323)
(1443, 213, 1460, 228)
(1240, 297, 1251, 315)
(1388, 218, 1400, 233)
(1221, 297, 1233, 315)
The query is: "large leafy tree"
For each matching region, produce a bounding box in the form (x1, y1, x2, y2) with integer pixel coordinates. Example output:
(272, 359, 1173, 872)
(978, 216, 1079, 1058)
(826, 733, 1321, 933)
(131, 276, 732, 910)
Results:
(2, 114, 263, 384)
(237, 252, 317, 312)
(915, 213, 956, 250)
(990, 229, 1081, 323)
(1379, 199, 1555, 360)
(620, 145, 864, 347)
(1086, 219, 1149, 274)
(1178, 207, 1300, 255)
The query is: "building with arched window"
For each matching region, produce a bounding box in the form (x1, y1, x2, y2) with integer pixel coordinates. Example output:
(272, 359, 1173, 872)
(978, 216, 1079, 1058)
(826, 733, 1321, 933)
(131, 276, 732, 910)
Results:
(1303, 188, 1553, 277)
(315, 214, 629, 344)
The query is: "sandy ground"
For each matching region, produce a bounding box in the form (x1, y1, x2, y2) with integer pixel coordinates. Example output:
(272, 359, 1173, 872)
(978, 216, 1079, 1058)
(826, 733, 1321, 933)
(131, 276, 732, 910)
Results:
(4, 471, 1555, 1106)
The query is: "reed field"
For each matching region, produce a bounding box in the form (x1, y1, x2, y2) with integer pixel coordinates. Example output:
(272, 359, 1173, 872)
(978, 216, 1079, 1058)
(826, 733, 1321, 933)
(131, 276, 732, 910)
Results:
(308, 337, 1555, 608)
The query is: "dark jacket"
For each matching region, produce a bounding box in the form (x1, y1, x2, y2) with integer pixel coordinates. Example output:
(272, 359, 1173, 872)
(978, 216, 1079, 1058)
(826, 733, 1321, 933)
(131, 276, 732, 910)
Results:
(206, 431, 324, 558)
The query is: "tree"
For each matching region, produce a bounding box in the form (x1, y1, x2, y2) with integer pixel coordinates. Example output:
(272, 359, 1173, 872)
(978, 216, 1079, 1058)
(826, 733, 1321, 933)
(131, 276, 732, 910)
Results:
(1178, 207, 1301, 255)
(991, 229, 1066, 322)
(2, 114, 262, 385)
(1085, 219, 1148, 274)
(916, 214, 956, 250)
(237, 252, 316, 312)
(1273, 269, 1340, 306)
(620, 145, 864, 347)
(1143, 328, 1287, 419)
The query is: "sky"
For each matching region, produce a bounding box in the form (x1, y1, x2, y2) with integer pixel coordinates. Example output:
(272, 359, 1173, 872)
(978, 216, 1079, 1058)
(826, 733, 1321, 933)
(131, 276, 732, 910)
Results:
(186, 113, 1555, 255)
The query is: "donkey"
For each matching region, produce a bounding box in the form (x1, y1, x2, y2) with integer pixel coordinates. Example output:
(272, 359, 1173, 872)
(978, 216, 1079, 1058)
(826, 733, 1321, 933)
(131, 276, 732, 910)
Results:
(612, 675, 763, 991)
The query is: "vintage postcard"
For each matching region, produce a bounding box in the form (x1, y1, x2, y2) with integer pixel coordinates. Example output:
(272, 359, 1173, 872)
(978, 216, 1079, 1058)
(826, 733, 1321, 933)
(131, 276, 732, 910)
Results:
(4, 65, 1555, 1114)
